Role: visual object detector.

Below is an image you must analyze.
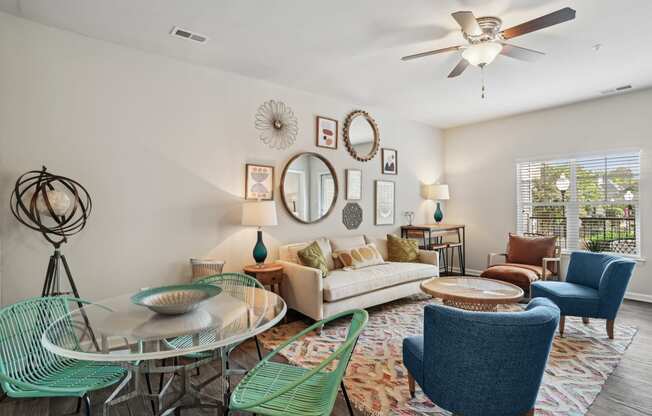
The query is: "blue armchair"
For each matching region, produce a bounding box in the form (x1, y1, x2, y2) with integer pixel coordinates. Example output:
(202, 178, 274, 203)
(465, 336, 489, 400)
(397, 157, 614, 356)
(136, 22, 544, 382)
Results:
(531, 251, 635, 339)
(403, 298, 559, 416)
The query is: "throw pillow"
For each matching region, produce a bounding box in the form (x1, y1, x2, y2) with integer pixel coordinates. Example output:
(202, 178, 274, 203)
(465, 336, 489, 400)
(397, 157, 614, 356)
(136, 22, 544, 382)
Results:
(506, 234, 557, 267)
(333, 244, 385, 270)
(297, 241, 330, 277)
(387, 234, 419, 263)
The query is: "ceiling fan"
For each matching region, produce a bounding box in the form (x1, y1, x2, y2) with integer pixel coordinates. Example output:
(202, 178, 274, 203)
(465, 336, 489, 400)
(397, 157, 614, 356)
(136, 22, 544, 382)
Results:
(401, 7, 576, 79)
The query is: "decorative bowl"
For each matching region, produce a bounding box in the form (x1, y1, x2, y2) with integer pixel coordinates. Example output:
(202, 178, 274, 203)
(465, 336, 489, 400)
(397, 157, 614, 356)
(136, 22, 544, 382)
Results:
(131, 284, 222, 315)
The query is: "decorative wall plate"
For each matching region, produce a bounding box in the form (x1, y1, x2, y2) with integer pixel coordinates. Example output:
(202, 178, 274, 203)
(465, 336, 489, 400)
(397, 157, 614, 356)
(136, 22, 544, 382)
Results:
(255, 100, 298, 150)
(342, 202, 363, 230)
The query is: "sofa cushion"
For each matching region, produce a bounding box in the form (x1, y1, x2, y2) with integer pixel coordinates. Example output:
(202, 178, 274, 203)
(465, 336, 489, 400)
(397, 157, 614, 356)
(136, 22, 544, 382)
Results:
(330, 235, 366, 268)
(480, 264, 540, 291)
(323, 262, 436, 302)
(531, 281, 600, 317)
(297, 241, 330, 277)
(507, 234, 557, 267)
(387, 234, 419, 263)
(364, 236, 389, 261)
(280, 238, 335, 270)
(332, 244, 385, 270)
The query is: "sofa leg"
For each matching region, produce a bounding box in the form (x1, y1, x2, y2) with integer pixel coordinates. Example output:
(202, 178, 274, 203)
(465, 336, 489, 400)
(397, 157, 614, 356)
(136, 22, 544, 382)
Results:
(559, 316, 565, 337)
(407, 373, 415, 398)
(582, 317, 590, 325)
(607, 319, 615, 339)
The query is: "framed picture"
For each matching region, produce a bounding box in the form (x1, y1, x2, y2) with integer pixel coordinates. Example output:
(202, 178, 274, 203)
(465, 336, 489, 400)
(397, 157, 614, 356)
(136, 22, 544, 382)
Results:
(346, 169, 362, 200)
(316, 116, 338, 149)
(381, 148, 398, 175)
(245, 164, 274, 200)
(375, 180, 395, 225)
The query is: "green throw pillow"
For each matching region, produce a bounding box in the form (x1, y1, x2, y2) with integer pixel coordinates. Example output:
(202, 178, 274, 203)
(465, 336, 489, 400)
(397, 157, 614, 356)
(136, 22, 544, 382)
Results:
(387, 234, 419, 263)
(297, 241, 330, 277)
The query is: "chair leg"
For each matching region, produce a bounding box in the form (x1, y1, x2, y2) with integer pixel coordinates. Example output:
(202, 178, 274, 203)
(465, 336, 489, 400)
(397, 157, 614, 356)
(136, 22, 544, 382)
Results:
(607, 319, 615, 339)
(254, 336, 263, 360)
(582, 317, 590, 325)
(341, 381, 354, 416)
(407, 373, 415, 398)
(145, 372, 156, 414)
(524, 409, 534, 416)
(83, 394, 91, 416)
(75, 397, 82, 413)
(559, 316, 565, 337)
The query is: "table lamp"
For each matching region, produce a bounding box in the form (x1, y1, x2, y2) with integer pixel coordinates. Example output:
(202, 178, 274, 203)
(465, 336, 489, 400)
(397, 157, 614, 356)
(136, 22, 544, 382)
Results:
(242, 200, 278, 266)
(422, 184, 450, 223)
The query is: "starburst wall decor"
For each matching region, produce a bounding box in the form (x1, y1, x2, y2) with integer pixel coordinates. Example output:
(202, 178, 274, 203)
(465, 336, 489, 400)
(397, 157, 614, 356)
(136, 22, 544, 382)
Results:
(255, 100, 298, 150)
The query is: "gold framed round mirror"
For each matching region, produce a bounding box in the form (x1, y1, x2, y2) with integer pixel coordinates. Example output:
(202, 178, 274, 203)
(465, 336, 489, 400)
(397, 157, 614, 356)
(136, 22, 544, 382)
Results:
(343, 110, 380, 162)
(280, 152, 339, 224)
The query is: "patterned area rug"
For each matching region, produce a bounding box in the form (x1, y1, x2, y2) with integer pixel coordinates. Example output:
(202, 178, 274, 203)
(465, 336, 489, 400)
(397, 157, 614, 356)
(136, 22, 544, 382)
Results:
(258, 295, 637, 416)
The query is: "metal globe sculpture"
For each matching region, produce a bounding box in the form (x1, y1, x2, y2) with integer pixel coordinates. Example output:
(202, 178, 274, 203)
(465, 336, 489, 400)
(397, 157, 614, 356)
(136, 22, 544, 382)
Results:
(11, 166, 91, 248)
(10, 166, 92, 297)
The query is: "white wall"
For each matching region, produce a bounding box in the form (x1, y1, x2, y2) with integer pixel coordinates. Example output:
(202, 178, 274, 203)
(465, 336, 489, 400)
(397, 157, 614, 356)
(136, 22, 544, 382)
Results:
(444, 88, 652, 301)
(0, 12, 444, 305)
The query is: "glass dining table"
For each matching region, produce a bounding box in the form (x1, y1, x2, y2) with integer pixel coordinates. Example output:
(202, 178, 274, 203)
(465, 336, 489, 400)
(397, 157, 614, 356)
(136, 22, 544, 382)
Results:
(41, 284, 286, 416)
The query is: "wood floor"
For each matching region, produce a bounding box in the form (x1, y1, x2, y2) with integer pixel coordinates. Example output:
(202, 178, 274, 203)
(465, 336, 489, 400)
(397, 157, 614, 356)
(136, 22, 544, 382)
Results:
(1, 300, 651, 416)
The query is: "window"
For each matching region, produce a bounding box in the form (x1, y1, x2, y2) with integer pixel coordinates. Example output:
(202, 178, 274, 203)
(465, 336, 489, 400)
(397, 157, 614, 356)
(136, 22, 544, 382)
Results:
(319, 173, 334, 216)
(517, 152, 640, 256)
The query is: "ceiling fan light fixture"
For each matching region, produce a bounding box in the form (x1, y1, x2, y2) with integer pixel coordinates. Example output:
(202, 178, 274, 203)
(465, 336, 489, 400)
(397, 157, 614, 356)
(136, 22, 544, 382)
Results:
(462, 42, 503, 67)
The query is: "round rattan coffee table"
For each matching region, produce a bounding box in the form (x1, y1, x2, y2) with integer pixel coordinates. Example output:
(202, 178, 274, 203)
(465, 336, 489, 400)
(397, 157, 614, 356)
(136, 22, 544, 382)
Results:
(420, 277, 524, 311)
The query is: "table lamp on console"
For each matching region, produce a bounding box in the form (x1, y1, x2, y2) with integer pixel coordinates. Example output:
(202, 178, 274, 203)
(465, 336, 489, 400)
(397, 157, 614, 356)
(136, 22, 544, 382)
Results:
(242, 200, 278, 266)
(423, 184, 450, 223)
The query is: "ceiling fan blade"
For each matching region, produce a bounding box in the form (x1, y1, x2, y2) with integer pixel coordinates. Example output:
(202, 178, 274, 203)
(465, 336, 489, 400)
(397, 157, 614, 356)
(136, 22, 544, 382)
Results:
(500, 43, 545, 62)
(448, 59, 469, 78)
(501, 7, 576, 40)
(401, 45, 462, 61)
(452, 11, 482, 36)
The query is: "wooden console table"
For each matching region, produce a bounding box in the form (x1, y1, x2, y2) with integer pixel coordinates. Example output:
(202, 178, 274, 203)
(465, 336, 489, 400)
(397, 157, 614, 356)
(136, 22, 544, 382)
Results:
(401, 224, 466, 275)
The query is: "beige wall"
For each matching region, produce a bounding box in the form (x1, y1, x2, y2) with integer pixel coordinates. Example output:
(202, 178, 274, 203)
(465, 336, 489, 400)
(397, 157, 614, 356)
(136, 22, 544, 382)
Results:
(0, 12, 444, 305)
(444, 88, 652, 302)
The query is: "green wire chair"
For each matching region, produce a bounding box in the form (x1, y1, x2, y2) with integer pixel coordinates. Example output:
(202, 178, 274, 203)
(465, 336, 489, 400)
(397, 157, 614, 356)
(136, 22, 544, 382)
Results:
(228, 309, 369, 416)
(0, 296, 127, 415)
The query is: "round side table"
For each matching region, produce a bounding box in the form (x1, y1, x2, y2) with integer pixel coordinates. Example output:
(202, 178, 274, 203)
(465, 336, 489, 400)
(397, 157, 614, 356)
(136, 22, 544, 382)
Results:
(243, 263, 284, 296)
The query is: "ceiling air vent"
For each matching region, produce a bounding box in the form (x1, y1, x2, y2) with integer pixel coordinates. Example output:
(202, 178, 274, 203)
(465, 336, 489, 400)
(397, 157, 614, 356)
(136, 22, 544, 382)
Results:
(600, 85, 632, 95)
(170, 26, 208, 44)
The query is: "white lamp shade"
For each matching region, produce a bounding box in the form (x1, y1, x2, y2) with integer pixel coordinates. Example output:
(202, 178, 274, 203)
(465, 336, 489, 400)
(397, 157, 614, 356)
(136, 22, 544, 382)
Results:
(422, 184, 450, 201)
(242, 201, 278, 227)
(461, 42, 503, 67)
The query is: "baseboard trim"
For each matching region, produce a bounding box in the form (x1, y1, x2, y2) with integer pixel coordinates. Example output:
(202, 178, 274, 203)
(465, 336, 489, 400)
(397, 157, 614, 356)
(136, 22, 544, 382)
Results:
(450, 267, 652, 304)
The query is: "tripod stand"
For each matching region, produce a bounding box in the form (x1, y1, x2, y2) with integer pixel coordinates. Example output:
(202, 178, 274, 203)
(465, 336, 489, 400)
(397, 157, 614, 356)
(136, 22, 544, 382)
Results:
(42, 245, 82, 297)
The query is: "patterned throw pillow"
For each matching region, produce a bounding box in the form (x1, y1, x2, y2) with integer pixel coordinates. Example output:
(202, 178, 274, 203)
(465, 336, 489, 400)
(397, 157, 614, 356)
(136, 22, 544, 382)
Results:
(332, 244, 386, 270)
(387, 234, 419, 263)
(297, 241, 330, 277)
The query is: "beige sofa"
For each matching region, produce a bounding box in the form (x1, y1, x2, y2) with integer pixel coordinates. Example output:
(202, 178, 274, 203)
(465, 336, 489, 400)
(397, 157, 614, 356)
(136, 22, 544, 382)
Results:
(278, 235, 439, 321)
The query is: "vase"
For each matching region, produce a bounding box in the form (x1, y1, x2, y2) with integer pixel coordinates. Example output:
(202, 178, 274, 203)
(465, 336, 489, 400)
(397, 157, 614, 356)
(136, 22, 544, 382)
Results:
(434, 202, 444, 223)
(253, 230, 268, 264)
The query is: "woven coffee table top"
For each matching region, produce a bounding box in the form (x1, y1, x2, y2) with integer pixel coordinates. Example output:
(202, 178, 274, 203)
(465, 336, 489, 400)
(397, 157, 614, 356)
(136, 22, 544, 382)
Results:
(421, 277, 524, 306)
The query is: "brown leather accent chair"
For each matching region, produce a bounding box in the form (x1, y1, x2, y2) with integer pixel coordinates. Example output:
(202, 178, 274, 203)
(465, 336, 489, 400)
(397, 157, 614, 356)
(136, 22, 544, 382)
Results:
(481, 234, 560, 293)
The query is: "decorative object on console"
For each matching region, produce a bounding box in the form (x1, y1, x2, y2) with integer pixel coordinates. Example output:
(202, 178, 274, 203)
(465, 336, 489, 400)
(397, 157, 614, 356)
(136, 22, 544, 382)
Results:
(10, 166, 91, 298)
(242, 200, 278, 265)
(422, 183, 449, 223)
(343, 110, 380, 162)
(387, 234, 419, 262)
(255, 99, 298, 150)
(375, 180, 395, 225)
(345, 169, 362, 200)
(404, 211, 415, 226)
(342, 202, 363, 230)
(297, 241, 330, 277)
(280, 152, 338, 224)
(315, 116, 338, 149)
(189, 258, 225, 282)
(245, 164, 274, 200)
(381, 148, 398, 175)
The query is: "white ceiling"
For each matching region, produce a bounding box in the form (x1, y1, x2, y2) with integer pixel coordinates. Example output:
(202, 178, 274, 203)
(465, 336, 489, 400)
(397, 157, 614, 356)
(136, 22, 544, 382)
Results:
(3, 0, 652, 128)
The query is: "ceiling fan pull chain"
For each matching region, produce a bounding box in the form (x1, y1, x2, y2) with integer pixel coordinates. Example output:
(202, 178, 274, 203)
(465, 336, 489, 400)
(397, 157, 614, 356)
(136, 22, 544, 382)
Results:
(481, 64, 487, 99)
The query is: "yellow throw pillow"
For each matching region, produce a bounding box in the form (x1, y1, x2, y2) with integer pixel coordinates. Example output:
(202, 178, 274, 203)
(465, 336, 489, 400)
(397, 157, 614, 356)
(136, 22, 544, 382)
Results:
(387, 234, 419, 262)
(297, 241, 330, 277)
(333, 244, 385, 270)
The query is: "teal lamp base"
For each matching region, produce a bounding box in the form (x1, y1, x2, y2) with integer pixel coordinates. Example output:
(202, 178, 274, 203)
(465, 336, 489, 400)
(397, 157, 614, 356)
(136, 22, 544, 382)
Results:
(253, 229, 268, 265)
(434, 202, 444, 223)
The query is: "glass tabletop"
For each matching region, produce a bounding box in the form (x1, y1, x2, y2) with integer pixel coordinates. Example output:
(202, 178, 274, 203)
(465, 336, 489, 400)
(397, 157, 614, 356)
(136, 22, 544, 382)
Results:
(42, 285, 286, 362)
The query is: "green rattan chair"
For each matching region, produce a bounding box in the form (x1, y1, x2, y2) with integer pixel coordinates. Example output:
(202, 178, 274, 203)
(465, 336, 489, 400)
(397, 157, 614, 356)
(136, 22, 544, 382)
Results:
(0, 296, 126, 415)
(228, 309, 369, 416)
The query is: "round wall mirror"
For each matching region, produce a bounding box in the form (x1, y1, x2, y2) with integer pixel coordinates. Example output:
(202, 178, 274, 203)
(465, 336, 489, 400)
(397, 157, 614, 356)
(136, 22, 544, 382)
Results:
(280, 152, 338, 224)
(343, 110, 380, 162)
